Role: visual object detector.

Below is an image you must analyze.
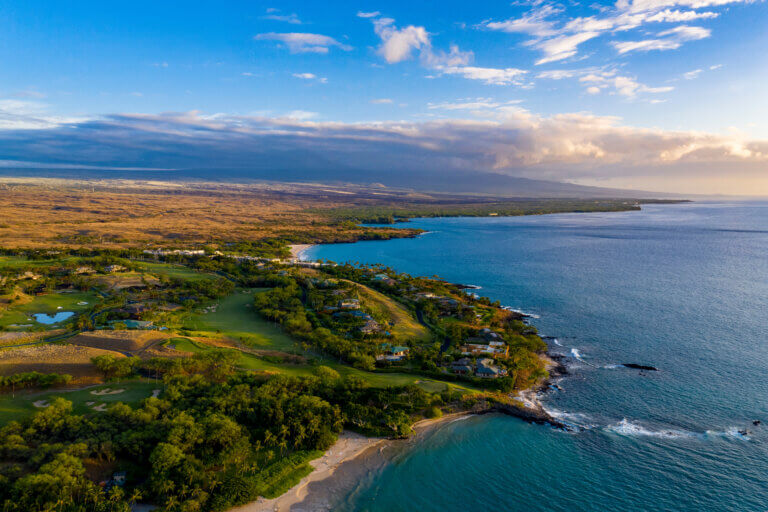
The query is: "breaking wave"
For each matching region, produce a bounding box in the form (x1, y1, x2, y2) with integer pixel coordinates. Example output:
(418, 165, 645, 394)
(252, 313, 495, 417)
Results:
(606, 419, 752, 441)
(502, 306, 541, 319)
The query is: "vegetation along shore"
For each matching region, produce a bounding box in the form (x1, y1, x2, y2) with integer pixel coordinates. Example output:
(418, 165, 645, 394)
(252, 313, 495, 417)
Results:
(0, 180, 667, 511)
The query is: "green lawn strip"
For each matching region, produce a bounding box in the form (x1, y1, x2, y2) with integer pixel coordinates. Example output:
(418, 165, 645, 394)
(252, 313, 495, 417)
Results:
(0, 256, 78, 269)
(253, 450, 323, 499)
(135, 262, 218, 282)
(0, 379, 159, 425)
(183, 289, 298, 352)
(0, 290, 101, 330)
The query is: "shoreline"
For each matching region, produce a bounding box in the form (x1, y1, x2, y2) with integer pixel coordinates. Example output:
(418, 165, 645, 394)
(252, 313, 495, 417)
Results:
(270, 412, 474, 511)
(229, 431, 385, 512)
(287, 244, 315, 261)
(265, 236, 571, 510)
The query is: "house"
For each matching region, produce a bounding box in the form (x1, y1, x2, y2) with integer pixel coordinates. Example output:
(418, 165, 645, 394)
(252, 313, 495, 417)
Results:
(450, 357, 473, 375)
(460, 342, 508, 357)
(73, 266, 95, 275)
(360, 319, 381, 335)
(479, 328, 503, 342)
(104, 264, 126, 273)
(338, 298, 360, 310)
(377, 343, 409, 361)
(475, 358, 507, 378)
(373, 274, 398, 286)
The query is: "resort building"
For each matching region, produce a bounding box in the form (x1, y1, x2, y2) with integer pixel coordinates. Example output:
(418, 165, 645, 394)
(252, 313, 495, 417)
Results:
(450, 357, 474, 375)
(377, 343, 410, 361)
(338, 298, 361, 310)
(475, 358, 507, 378)
(360, 319, 381, 335)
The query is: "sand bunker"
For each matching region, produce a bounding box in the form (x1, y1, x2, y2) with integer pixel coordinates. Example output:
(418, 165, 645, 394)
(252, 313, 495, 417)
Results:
(92, 403, 108, 412)
(32, 400, 50, 408)
(151, 389, 161, 398)
(90, 388, 125, 396)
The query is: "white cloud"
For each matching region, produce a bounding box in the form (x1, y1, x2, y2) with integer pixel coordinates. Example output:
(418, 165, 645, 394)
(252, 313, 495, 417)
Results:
(579, 72, 674, 97)
(254, 33, 352, 54)
(534, 31, 601, 64)
(613, 25, 710, 54)
(482, 5, 562, 36)
(0, 99, 87, 129)
(536, 69, 579, 79)
(539, 68, 674, 97)
(482, 0, 741, 64)
(428, 99, 502, 110)
(370, 98, 394, 104)
(372, 18, 430, 63)
(261, 8, 302, 24)
(364, 15, 528, 87)
(683, 68, 703, 79)
(440, 66, 528, 85)
(357, 11, 381, 18)
(292, 72, 328, 83)
(285, 110, 318, 120)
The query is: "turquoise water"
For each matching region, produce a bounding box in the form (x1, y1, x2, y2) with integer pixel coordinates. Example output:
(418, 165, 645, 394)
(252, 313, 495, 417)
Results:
(306, 202, 768, 512)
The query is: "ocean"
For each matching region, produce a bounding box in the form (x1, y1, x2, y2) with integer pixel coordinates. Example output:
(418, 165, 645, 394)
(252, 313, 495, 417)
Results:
(304, 201, 768, 512)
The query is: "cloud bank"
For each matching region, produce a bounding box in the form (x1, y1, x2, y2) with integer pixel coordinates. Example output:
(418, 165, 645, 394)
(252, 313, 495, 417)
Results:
(0, 106, 766, 194)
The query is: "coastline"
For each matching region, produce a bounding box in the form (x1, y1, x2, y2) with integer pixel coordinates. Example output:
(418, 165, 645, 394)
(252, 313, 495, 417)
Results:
(288, 244, 315, 261)
(229, 431, 385, 512)
(261, 235, 571, 510)
(271, 412, 474, 512)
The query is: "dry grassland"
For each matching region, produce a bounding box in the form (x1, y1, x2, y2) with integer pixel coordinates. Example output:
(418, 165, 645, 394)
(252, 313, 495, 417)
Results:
(0, 178, 421, 249)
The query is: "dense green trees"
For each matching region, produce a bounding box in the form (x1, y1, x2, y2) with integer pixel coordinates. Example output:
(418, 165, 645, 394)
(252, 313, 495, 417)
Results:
(0, 366, 442, 511)
(0, 372, 72, 394)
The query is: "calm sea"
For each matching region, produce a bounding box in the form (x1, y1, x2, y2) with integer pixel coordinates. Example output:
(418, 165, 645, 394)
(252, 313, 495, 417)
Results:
(305, 202, 768, 512)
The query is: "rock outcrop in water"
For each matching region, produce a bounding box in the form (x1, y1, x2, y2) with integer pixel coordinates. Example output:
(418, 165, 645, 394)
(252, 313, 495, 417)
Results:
(622, 363, 658, 371)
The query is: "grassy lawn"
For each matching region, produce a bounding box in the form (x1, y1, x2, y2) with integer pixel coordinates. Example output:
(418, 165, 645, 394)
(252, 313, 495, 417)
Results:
(183, 289, 299, 352)
(0, 256, 76, 269)
(349, 281, 430, 343)
(0, 290, 101, 330)
(136, 262, 217, 282)
(169, 336, 477, 394)
(0, 379, 159, 425)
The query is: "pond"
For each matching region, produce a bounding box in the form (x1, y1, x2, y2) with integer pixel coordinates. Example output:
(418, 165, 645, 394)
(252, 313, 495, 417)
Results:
(33, 312, 74, 324)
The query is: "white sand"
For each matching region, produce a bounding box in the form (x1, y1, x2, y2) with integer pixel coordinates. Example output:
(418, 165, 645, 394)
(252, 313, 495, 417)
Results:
(32, 400, 50, 408)
(151, 389, 161, 398)
(91, 388, 125, 396)
(230, 431, 384, 512)
(287, 244, 314, 261)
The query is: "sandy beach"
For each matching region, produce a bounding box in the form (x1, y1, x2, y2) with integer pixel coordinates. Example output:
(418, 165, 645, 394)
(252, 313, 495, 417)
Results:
(230, 431, 384, 512)
(288, 244, 315, 261)
(231, 413, 472, 512)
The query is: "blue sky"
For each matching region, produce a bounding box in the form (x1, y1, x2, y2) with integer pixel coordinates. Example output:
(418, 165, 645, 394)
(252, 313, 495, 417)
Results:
(2, 0, 768, 194)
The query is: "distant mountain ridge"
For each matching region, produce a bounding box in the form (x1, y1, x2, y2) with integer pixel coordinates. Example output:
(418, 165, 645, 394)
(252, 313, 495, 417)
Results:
(0, 167, 681, 199)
